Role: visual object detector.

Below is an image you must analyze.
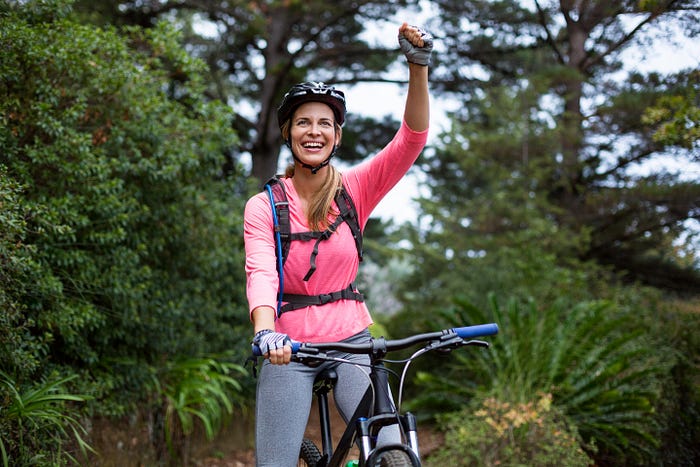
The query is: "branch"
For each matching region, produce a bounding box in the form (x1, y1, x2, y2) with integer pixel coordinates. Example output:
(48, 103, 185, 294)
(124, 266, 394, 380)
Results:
(534, 0, 566, 65)
(584, 0, 680, 70)
(284, 2, 370, 73)
(594, 147, 656, 180)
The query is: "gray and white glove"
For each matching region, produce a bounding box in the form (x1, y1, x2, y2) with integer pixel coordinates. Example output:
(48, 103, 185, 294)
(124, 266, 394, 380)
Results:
(398, 26, 434, 66)
(253, 329, 291, 355)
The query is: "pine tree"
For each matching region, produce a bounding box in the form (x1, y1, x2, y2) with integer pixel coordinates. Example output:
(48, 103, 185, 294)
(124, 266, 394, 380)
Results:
(415, 0, 700, 295)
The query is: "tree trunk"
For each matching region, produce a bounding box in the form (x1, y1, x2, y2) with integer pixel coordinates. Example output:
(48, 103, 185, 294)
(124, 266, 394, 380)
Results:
(560, 15, 586, 199)
(250, 5, 295, 183)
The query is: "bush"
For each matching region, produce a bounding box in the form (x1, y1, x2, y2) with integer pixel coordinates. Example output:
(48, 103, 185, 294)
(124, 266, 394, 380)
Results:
(0, 169, 45, 380)
(0, 371, 93, 467)
(147, 354, 247, 465)
(0, 0, 248, 402)
(427, 392, 593, 467)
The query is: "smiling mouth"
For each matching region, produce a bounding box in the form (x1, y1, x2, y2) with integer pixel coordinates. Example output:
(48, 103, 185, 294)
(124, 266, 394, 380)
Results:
(302, 142, 324, 149)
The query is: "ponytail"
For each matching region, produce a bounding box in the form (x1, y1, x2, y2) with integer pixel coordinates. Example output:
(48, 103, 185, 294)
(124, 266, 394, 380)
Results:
(284, 164, 341, 231)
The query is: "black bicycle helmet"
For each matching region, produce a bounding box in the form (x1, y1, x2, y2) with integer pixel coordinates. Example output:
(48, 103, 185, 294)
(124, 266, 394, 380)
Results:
(277, 81, 346, 128)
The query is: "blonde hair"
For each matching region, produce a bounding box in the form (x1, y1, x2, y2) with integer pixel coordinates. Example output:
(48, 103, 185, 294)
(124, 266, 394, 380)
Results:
(284, 164, 342, 231)
(280, 120, 343, 231)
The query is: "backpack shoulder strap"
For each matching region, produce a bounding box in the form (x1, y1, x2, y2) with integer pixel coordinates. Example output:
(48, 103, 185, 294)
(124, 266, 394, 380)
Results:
(335, 184, 363, 262)
(263, 175, 291, 267)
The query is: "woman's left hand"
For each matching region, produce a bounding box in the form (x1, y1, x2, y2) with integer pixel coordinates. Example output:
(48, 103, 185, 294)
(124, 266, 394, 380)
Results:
(398, 23, 433, 66)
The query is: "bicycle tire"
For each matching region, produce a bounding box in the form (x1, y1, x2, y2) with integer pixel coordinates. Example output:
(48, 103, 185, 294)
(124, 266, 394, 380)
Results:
(371, 448, 416, 467)
(298, 438, 322, 466)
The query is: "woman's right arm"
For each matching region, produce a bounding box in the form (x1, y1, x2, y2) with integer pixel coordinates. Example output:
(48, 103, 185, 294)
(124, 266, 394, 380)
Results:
(252, 306, 276, 334)
(244, 195, 292, 364)
(244, 194, 279, 316)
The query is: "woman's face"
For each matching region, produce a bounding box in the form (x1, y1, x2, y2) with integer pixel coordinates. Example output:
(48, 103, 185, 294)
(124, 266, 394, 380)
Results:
(289, 101, 340, 167)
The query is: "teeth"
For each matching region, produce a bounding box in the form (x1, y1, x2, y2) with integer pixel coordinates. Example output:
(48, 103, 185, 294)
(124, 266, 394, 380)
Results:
(303, 142, 323, 148)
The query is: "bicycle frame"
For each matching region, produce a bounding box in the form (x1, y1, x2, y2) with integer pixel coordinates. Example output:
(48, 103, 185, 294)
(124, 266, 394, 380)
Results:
(308, 356, 422, 466)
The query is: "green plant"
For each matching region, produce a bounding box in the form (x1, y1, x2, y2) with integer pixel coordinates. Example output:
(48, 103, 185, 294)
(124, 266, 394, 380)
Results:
(149, 354, 247, 464)
(0, 371, 93, 466)
(410, 294, 673, 464)
(0, 168, 46, 382)
(426, 392, 593, 466)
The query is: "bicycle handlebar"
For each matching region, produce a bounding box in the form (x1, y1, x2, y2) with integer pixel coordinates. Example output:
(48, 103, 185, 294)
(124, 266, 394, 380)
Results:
(251, 323, 498, 357)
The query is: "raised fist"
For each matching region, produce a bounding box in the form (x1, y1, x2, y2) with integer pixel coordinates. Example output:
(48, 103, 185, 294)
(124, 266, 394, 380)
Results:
(398, 22, 433, 66)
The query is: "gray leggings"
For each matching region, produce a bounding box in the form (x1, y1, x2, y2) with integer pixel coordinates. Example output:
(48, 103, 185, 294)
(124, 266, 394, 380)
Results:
(255, 329, 400, 467)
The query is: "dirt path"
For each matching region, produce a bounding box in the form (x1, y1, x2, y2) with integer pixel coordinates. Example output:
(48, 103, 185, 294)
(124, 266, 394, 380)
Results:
(192, 396, 443, 466)
(84, 398, 443, 466)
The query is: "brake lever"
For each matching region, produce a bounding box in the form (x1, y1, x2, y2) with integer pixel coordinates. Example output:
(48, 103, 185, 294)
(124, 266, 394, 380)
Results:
(426, 336, 465, 354)
(464, 339, 490, 348)
(430, 337, 490, 354)
(292, 350, 328, 367)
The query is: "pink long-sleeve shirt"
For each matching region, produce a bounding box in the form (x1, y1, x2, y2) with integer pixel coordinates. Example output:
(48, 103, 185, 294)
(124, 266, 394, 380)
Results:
(244, 121, 428, 343)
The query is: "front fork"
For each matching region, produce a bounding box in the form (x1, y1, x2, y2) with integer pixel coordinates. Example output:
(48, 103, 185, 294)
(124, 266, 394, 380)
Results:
(356, 412, 421, 461)
(358, 352, 421, 464)
(403, 412, 420, 459)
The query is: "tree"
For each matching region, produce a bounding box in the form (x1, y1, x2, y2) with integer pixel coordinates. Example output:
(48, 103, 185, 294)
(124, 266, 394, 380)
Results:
(71, 0, 420, 181)
(413, 0, 700, 295)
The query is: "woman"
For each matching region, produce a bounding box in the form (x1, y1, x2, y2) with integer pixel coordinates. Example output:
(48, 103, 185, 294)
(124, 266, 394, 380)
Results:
(244, 22, 432, 466)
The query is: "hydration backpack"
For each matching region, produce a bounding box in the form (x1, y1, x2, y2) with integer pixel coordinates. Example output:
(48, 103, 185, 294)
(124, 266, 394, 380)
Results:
(264, 176, 364, 316)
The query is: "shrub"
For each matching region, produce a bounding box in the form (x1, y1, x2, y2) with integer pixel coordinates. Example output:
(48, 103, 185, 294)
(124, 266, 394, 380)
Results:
(426, 392, 593, 467)
(149, 354, 247, 464)
(0, 371, 93, 467)
(0, 169, 45, 380)
(1, 0, 252, 462)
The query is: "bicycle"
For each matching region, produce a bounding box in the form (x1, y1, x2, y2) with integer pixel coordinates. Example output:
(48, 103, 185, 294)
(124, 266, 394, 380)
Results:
(253, 323, 498, 466)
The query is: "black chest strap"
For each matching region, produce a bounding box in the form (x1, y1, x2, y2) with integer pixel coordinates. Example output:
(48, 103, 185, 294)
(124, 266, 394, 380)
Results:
(281, 283, 364, 313)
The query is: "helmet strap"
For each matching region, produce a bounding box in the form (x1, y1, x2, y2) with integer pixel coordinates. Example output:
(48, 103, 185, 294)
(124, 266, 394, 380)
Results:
(286, 137, 339, 175)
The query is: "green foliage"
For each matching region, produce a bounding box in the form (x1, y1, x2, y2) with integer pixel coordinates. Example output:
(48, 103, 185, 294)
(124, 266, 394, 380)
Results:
(403, 82, 593, 314)
(148, 354, 247, 464)
(0, 1, 253, 461)
(0, 168, 46, 379)
(0, 371, 94, 466)
(399, 5, 700, 462)
(642, 70, 700, 150)
(653, 298, 700, 465)
(410, 296, 673, 465)
(420, 0, 700, 295)
(427, 393, 593, 467)
(0, 0, 247, 389)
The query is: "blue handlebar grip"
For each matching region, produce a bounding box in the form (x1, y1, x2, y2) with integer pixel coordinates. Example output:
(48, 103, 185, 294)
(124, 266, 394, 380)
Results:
(454, 323, 499, 339)
(251, 341, 301, 357)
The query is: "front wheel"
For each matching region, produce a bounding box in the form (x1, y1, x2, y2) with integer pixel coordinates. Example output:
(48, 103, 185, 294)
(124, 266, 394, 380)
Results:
(298, 438, 322, 466)
(369, 448, 417, 466)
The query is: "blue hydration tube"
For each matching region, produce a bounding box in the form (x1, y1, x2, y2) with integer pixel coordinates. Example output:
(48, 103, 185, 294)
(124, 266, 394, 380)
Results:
(265, 184, 284, 318)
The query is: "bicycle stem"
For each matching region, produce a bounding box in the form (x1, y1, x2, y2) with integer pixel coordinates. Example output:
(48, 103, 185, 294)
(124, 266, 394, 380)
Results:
(371, 361, 394, 416)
